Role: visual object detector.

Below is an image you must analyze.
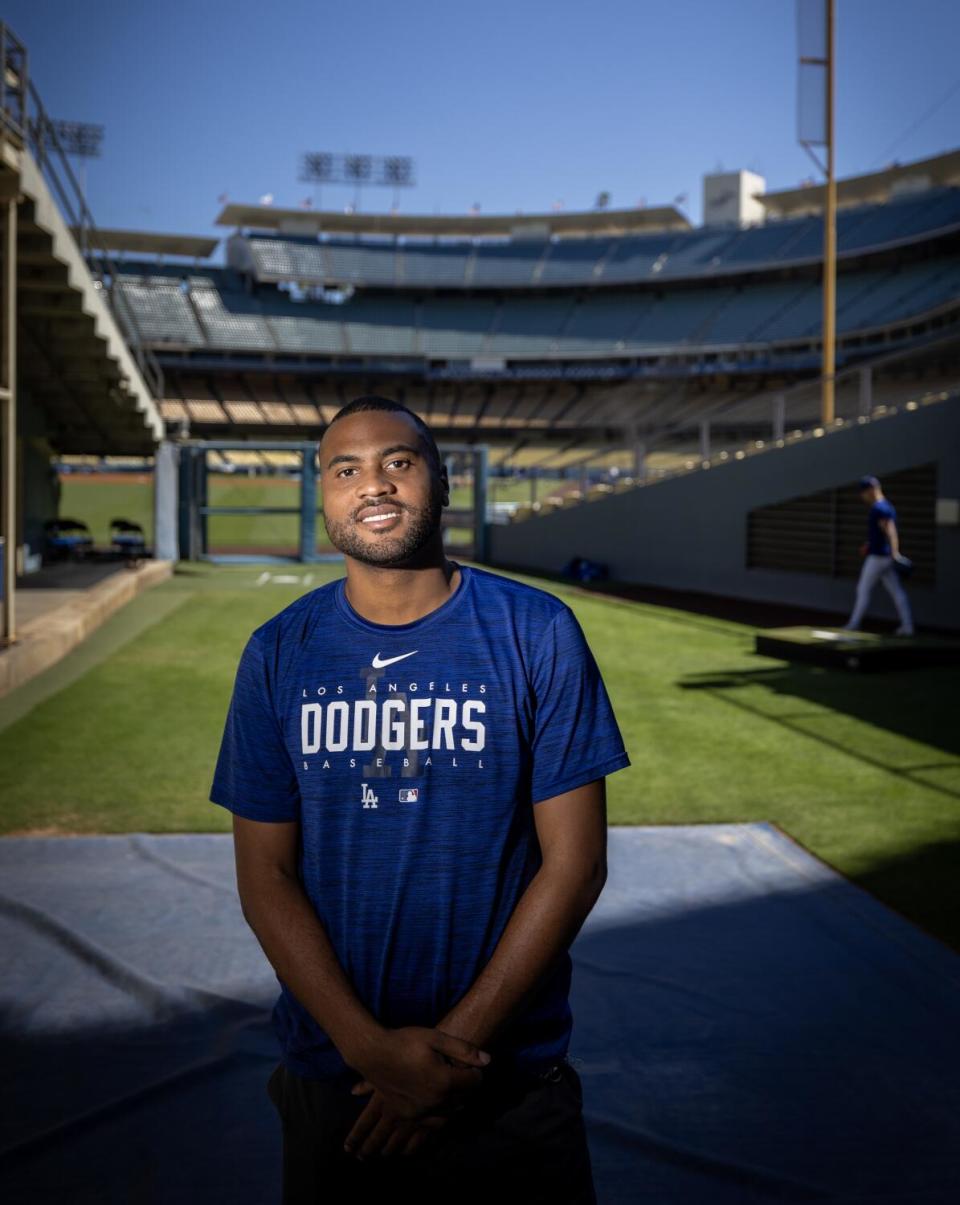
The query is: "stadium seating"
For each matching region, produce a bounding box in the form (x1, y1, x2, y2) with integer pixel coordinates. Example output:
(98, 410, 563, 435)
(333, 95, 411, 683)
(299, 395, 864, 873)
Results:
(486, 298, 575, 355)
(647, 231, 739, 278)
(325, 239, 398, 286)
(719, 219, 817, 265)
(537, 237, 614, 284)
(342, 299, 417, 355)
(246, 237, 328, 280)
(113, 276, 205, 346)
(229, 186, 960, 292)
(115, 252, 960, 360)
(561, 295, 655, 350)
(399, 244, 471, 286)
(189, 284, 275, 350)
(700, 281, 814, 344)
(419, 298, 498, 355)
(470, 241, 551, 287)
(839, 186, 960, 252)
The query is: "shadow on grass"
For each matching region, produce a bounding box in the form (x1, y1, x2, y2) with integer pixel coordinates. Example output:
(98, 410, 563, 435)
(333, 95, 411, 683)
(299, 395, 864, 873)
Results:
(850, 837, 960, 949)
(678, 661, 960, 770)
(677, 663, 960, 948)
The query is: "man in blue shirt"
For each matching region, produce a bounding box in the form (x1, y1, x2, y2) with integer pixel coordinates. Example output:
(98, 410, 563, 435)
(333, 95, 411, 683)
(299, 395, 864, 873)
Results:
(210, 395, 631, 1203)
(842, 475, 914, 636)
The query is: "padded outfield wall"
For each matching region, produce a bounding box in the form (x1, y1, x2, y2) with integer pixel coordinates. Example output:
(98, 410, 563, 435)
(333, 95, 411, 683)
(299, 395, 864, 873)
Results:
(487, 399, 960, 631)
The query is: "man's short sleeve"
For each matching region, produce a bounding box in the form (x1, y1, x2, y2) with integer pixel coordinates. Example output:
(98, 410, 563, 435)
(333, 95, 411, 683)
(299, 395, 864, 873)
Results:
(209, 632, 301, 822)
(528, 605, 631, 804)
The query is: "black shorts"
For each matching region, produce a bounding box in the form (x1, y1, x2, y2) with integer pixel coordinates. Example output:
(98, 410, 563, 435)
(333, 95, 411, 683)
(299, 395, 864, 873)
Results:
(265, 1056, 598, 1205)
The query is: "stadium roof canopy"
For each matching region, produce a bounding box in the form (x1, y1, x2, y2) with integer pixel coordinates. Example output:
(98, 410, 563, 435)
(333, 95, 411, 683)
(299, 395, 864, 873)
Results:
(758, 148, 960, 218)
(78, 229, 220, 258)
(215, 203, 692, 239)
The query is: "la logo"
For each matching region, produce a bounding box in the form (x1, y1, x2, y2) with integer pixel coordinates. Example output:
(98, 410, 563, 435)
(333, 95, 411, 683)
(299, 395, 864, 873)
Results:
(361, 783, 379, 809)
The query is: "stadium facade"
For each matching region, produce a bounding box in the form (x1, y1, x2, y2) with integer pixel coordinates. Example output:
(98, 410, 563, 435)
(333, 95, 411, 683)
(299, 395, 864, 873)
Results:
(2, 13, 958, 632)
(113, 150, 960, 466)
(101, 147, 960, 628)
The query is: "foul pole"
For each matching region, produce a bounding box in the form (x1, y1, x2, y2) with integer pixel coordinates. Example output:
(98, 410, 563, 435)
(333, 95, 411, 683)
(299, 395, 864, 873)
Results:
(822, 0, 836, 425)
(798, 0, 836, 425)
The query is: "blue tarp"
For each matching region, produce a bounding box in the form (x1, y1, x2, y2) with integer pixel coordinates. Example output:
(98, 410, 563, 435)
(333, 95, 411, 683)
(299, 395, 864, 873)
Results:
(1, 823, 958, 1204)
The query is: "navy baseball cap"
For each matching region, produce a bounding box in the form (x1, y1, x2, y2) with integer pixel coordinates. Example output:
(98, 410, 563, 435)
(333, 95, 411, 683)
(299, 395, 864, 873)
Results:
(858, 475, 880, 489)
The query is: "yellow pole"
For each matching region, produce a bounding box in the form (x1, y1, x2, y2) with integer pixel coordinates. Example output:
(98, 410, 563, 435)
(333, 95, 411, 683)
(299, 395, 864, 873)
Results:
(822, 0, 836, 425)
(1, 195, 16, 643)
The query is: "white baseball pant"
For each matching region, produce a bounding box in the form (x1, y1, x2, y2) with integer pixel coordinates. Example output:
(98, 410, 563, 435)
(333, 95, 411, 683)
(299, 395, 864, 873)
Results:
(846, 554, 914, 631)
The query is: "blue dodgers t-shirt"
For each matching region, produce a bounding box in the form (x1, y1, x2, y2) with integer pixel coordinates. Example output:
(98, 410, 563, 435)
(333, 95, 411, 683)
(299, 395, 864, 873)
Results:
(210, 562, 631, 1081)
(867, 498, 896, 555)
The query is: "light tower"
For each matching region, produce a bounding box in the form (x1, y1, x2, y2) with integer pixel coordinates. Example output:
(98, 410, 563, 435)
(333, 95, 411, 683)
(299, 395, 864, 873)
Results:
(52, 119, 104, 204)
(297, 153, 416, 213)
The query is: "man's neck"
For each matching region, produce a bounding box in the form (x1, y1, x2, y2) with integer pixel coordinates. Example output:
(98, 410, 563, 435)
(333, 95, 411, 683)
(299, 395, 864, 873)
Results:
(344, 559, 462, 626)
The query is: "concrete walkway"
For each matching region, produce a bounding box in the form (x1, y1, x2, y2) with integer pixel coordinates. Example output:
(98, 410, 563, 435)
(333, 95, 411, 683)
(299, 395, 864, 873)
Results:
(0, 559, 172, 697)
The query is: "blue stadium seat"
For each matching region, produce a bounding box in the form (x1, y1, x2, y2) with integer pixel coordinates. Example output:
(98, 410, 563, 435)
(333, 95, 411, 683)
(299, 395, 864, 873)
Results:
(537, 238, 612, 284)
(420, 299, 497, 356)
(114, 279, 206, 346)
(399, 244, 470, 287)
(469, 242, 546, 287)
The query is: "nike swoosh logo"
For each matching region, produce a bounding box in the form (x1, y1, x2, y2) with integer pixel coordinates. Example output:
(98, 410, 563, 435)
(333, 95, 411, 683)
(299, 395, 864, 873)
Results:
(371, 650, 418, 669)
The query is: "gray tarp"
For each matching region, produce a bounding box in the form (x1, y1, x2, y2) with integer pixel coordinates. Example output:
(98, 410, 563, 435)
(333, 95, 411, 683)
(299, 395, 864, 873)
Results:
(1, 822, 958, 1204)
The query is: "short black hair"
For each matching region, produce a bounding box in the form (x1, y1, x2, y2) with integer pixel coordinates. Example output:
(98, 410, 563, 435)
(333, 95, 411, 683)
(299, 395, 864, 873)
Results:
(323, 395, 442, 474)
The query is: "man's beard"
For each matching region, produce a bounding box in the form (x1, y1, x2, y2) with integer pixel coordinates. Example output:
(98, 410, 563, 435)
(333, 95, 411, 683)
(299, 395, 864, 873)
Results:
(322, 479, 445, 567)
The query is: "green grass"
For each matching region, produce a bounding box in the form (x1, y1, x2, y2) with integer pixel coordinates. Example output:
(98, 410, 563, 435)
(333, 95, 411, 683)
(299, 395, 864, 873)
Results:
(486, 477, 568, 504)
(59, 475, 477, 553)
(59, 473, 589, 553)
(207, 476, 302, 550)
(60, 477, 155, 546)
(445, 476, 578, 509)
(2, 559, 958, 951)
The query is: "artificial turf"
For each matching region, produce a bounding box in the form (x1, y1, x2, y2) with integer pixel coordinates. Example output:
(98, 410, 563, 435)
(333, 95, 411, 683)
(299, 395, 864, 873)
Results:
(1, 559, 958, 952)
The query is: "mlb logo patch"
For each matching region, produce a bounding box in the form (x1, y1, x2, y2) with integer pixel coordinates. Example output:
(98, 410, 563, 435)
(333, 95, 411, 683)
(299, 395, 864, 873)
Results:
(398, 788, 419, 802)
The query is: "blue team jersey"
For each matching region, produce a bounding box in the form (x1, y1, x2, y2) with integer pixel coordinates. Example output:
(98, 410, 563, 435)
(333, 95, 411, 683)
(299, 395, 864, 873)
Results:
(210, 562, 631, 1081)
(867, 498, 896, 555)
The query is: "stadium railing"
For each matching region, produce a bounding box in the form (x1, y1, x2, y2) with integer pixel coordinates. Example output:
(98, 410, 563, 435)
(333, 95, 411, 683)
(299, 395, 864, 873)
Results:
(505, 337, 960, 522)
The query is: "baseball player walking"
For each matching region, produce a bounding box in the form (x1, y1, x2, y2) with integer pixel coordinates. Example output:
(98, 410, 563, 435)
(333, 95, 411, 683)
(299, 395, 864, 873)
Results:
(842, 475, 914, 636)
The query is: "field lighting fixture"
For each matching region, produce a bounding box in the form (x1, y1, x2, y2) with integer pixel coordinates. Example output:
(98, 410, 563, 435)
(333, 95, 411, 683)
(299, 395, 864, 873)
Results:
(297, 152, 416, 210)
(52, 119, 104, 159)
(51, 119, 103, 214)
(382, 156, 414, 186)
(299, 152, 335, 183)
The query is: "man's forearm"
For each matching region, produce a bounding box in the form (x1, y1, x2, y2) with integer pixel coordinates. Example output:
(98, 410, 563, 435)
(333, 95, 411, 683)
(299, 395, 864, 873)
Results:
(240, 872, 383, 1069)
(888, 523, 901, 556)
(435, 864, 604, 1052)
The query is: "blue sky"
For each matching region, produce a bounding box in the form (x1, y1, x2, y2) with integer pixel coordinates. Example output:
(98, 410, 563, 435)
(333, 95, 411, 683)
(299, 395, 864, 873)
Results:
(5, 0, 959, 241)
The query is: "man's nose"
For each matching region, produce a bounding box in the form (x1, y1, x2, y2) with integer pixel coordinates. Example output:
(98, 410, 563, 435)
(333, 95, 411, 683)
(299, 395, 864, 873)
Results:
(355, 466, 397, 497)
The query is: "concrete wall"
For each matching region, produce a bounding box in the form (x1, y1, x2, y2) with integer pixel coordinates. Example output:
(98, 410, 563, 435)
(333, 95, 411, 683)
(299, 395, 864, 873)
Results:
(488, 399, 960, 631)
